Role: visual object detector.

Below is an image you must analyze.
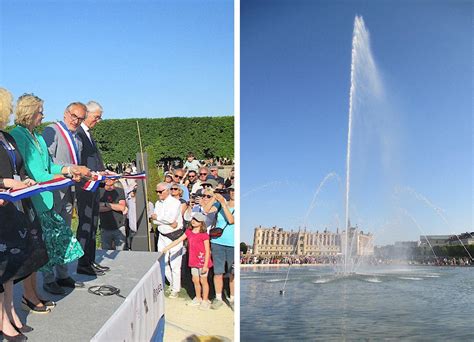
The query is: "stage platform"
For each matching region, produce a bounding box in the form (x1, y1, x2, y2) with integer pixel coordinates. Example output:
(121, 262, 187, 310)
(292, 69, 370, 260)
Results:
(13, 250, 163, 341)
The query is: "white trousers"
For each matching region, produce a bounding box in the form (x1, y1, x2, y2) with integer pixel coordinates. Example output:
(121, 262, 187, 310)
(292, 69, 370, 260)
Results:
(158, 236, 184, 293)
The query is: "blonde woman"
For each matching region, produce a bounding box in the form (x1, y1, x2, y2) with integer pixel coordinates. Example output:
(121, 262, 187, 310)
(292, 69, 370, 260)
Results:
(170, 182, 188, 217)
(10, 94, 86, 314)
(0, 88, 50, 340)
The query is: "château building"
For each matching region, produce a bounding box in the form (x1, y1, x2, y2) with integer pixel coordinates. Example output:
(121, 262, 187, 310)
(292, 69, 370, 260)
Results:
(252, 225, 374, 257)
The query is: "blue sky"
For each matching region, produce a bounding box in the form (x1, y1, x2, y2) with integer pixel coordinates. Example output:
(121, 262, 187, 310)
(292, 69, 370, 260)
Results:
(0, 0, 233, 120)
(241, 0, 472, 245)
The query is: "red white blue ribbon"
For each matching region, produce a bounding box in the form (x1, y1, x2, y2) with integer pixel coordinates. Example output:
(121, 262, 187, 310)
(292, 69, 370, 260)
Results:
(82, 174, 105, 192)
(0, 177, 73, 202)
(81, 172, 146, 191)
(0, 172, 148, 202)
(56, 121, 80, 165)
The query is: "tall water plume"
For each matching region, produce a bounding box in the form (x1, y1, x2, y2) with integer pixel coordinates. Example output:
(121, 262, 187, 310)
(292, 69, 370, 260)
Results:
(344, 15, 383, 272)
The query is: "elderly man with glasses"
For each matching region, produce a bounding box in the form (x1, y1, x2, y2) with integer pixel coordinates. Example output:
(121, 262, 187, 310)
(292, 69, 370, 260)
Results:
(209, 165, 224, 185)
(151, 182, 184, 298)
(41, 102, 91, 294)
(191, 167, 210, 194)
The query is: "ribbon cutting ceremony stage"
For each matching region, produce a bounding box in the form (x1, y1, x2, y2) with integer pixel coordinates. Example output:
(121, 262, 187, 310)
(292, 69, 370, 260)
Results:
(13, 250, 165, 341)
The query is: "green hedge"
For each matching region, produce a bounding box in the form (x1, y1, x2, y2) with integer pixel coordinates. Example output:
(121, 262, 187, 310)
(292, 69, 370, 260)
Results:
(8, 116, 234, 164)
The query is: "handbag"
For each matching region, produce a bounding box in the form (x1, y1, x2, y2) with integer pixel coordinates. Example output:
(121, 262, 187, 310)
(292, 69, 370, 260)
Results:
(209, 209, 234, 239)
(161, 228, 185, 241)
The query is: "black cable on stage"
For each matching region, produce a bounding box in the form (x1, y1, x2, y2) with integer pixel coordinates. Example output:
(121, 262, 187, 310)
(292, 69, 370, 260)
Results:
(88, 285, 125, 299)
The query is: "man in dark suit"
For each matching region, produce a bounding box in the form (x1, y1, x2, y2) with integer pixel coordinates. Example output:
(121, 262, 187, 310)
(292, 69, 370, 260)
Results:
(76, 101, 109, 276)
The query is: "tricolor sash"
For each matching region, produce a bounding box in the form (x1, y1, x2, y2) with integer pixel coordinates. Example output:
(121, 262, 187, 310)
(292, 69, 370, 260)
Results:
(56, 121, 80, 164)
(0, 178, 73, 202)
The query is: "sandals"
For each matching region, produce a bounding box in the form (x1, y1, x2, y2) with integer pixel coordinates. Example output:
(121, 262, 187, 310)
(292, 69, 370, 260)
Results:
(40, 298, 56, 308)
(21, 297, 51, 314)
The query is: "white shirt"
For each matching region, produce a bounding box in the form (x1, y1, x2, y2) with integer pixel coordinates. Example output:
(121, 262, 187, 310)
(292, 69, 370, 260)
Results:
(152, 195, 183, 234)
(126, 196, 137, 232)
(81, 122, 93, 144)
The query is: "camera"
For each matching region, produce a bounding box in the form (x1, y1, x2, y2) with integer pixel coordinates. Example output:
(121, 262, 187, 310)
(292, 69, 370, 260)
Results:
(214, 188, 228, 194)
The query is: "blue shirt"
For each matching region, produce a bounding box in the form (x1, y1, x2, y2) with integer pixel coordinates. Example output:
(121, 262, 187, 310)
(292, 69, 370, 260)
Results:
(211, 205, 234, 247)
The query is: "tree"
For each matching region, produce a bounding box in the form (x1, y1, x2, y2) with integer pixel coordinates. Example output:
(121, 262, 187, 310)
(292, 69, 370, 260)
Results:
(240, 242, 248, 255)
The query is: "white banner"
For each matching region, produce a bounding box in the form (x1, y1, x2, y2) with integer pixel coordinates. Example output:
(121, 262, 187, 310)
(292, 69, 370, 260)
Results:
(91, 258, 165, 342)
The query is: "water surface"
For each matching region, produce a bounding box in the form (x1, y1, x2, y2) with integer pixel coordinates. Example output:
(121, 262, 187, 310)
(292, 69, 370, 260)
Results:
(241, 265, 474, 341)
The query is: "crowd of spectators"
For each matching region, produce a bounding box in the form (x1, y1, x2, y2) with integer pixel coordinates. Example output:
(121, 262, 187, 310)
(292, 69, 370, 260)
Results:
(241, 254, 474, 267)
(150, 152, 235, 311)
(241, 255, 341, 265)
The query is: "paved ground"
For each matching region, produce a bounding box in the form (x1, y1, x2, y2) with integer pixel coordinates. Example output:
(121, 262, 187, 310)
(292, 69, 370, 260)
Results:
(163, 288, 234, 341)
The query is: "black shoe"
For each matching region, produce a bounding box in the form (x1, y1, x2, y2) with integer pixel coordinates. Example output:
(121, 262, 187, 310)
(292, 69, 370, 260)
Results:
(39, 299, 56, 308)
(21, 297, 51, 315)
(11, 321, 33, 333)
(92, 262, 110, 272)
(43, 281, 66, 295)
(56, 277, 85, 288)
(2, 331, 28, 341)
(77, 265, 105, 276)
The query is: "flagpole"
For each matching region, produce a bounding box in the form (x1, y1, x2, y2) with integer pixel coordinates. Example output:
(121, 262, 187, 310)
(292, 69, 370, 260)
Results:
(136, 120, 153, 252)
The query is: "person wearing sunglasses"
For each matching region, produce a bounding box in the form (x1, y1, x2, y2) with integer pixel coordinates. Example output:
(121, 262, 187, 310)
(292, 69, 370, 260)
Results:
(191, 167, 210, 194)
(209, 165, 224, 185)
(224, 168, 235, 188)
(170, 183, 188, 218)
(184, 170, 198, 193)
(172, 168, 189, 202)
(151, 183, 183, 299)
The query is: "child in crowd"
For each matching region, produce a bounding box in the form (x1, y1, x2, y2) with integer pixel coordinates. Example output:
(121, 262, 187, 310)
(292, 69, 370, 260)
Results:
(183, 152, 201, 173)
(161, 212, 213, 310)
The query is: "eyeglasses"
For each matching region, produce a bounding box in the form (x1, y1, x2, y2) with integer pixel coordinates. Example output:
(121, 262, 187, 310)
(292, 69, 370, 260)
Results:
(203, 194, 213, 199)
(174, 175, 183, 179)
(156, 189, 166, 194)
(171, 187, 179, 191)
(199, 173, 208, 176)
(37, 111, 44, 116)
(188, 174, 196, 177)
(211, 169, 218, 172)
(202, 184, 212, 188)
(68, 111, 85, 123)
